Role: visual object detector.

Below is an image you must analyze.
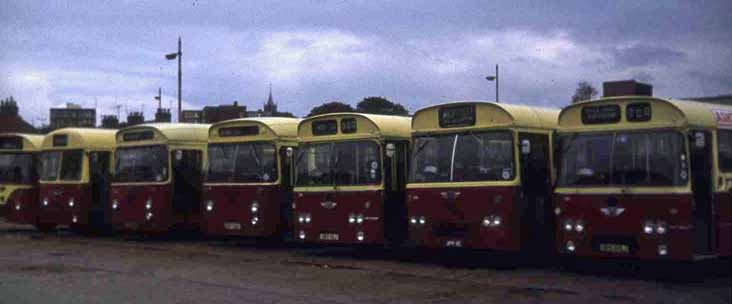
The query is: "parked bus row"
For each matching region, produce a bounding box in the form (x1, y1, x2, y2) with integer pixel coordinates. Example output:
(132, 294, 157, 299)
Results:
(1, 96, 730, 262)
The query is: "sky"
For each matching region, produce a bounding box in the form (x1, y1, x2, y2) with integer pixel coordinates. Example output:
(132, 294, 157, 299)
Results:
(1, 1, 731, 125)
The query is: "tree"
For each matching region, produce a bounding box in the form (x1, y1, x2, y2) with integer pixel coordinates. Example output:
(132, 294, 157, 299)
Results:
(356, 96, 409, 116)
(571, 81, 599, 103)
(307, 101, 354, 117)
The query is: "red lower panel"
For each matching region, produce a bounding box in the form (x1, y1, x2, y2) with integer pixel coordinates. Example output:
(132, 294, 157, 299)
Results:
(2, 188, 38, 225)
(293, 190, 384, 245)
(110, 185, 174, 233)
(716, 192, 732, 257)
(406, 186, 521, 250)
(201, 185, 284, 237)
(555, 193, 695, 261)
(37, 184, 90, 227)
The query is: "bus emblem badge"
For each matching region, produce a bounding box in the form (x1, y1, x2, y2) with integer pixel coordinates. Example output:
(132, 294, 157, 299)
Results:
(600, 207, 625, 217)
(321, 201, 337, 209)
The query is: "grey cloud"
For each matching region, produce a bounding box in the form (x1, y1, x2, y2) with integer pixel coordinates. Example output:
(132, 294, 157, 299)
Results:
(611, 45, 687, 68)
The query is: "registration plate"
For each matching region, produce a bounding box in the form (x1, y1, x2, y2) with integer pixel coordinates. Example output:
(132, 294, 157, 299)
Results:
(445, 240, 463, 248)
(599, 243, 630, 253)
(125, 222, 139, 230)
(224, 222, 242, 230)
(319, 233, 340, 241)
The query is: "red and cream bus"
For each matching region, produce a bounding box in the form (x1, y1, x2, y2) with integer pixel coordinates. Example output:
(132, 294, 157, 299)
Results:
(202, 118, 299, 238)
(0, 133, 43, 226)
(406, 101, 558, 252)
(36, 128, 116, 232)
(555, 96, 732, 260)
(110, 123, 209, 233)
(293, 113, 411, 246)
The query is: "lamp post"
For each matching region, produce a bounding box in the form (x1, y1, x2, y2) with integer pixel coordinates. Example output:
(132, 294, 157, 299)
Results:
(165, 37, 182, 122)
(485, 64, 499, 102)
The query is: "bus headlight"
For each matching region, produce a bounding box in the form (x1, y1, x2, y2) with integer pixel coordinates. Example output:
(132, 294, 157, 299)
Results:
(68, 198, 75, 208)
(145, 198, 153, 210)
(418, 216, 426, 225)
(298, 213, 311, 224)
(251, 216, 259, 225)
(409, 216, 418, 225)
(205, 200, 214, 212)
(564, 219, 574, 232)
(356, 214, 363, 224)
(655, 221, 667, 234)
(356, 231, 365, 242)
(482, 217, 491, 227)
(643, 221, 655, 234)
(492, 216, 502, 226)
(146, 212, 153, 221)
(15, 204, 21, 211)
(250, 202, 259, 213)
(574, 220, 584, 233)
(72, 215, 78, 223)
(42, 198, 48, 207)
(305, 214, 312, 223)
(349, 214, 356, 224)
(112, 200, 119, 210)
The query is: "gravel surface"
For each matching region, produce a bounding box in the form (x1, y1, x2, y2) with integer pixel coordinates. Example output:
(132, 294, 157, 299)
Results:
(0, 221, 729, 304)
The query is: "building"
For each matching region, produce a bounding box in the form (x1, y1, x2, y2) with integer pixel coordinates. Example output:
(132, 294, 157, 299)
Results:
(49, 103, 96, 130)
(247, 85, 295, 118)
(603, 80, 653, 97)
(0, 97, 37, 133)
(126, 111, 145, 126)
(202, 101, 247, 123)
(101, 115, 120, 129)
(181, 110, 203, 123)
(155, 108, 172, 123)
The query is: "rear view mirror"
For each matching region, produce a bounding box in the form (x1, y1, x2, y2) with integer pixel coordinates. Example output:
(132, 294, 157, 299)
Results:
(520, 139, 531, 155)
(694, 132, 705, 148)
(385, 143, 395, 158)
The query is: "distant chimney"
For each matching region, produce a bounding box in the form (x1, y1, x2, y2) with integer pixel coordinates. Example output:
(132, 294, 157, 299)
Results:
(603, 80, 653, 97)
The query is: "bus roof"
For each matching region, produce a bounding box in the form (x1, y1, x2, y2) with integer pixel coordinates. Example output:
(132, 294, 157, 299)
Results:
(209, 117, 301, 143)
(412, 101, 558, 133)
(557, 96, 732, 132)
(116, 123, 210, 146)
(298, 112, 411, 141)
(41, 128, 117, 150)
(0, 133, 44, 152)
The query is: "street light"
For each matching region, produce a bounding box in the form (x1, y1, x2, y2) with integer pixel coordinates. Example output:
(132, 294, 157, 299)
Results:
(485, 64, 499, 102)
(165, 37, 182, 122)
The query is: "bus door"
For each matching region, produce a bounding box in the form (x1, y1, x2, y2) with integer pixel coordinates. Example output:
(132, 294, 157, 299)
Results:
(383, 141, 408, 247)
(89, 151, 111, 229)
(279, 146, 296, 238)
(689, 130, 715, 254)
(172, 150, 203, 219)
(518, 133, 554, 257)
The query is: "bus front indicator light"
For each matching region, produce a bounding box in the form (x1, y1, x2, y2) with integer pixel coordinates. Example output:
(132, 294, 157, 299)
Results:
(566, 240, 576, 252)
(68, 198, 75, 208)
(42, 198, 48, 207)
(658, 244, 668, 256)
(356, 231, 365, 242)
(251, 216, 259, 226)
(146, 212, 153, 221)
(15, 204, 20, 211)
(250, 202, 259, 213)
(482, 217, 491, 227)
(205, 200, 214, 212)
(112, 200, 119, 210)
(145, 199, 153, 211)
(298, 230, 306, 240)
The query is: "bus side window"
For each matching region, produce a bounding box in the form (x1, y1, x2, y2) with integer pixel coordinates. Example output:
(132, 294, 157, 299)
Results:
(717, 130, 732, 173)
